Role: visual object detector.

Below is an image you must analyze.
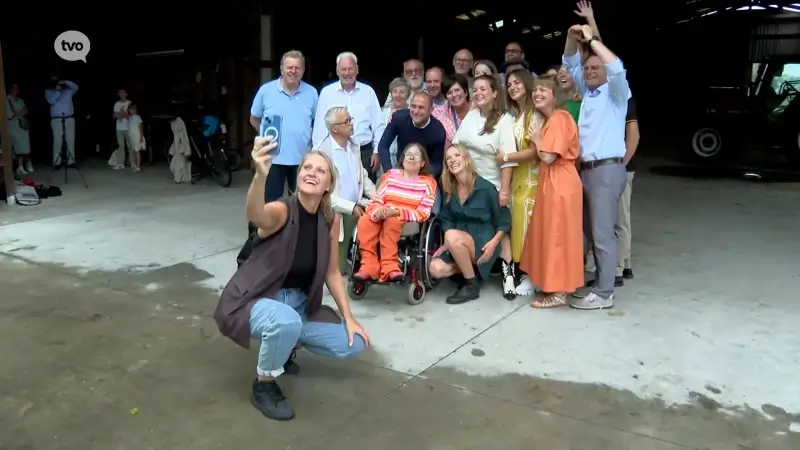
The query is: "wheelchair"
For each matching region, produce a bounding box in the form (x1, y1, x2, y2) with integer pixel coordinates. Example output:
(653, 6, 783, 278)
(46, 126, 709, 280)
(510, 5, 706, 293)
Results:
(346, 218, 443, 305)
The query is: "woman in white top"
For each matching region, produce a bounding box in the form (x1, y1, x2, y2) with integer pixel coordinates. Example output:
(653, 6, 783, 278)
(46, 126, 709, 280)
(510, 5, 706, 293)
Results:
(452, 75, 518, 299)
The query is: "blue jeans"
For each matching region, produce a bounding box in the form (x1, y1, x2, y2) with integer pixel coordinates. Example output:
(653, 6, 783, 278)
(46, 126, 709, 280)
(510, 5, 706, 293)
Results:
(249, 288, 366, 377)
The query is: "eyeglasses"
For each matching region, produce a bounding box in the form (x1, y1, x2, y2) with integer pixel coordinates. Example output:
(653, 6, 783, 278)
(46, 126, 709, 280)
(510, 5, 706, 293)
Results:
(454, 58, 473, 65)
(333, 116, 353, 126)
(405, 68, 422, 75)
(505, 48, 522, 55)
(405, 152, 422, 159)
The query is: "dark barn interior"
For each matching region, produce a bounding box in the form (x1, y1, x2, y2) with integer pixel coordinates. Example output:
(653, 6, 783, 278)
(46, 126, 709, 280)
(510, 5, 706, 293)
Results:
(2, 0, 800, 176)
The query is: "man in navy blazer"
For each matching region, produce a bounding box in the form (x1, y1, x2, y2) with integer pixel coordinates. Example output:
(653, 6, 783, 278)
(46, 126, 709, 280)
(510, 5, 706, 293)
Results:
(377, 92, 446, 179)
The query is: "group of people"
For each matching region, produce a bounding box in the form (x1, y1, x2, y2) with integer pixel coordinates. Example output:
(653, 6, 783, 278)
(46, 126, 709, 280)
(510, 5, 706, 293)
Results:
(217, 1, 641, 422)
(4, 77, 147, 177)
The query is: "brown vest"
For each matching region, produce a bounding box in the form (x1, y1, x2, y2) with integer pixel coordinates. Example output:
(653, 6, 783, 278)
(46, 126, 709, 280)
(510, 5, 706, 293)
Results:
(214, 195, 341, 349)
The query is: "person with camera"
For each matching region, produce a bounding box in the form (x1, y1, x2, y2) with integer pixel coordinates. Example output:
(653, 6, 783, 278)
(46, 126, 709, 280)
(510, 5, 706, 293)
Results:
(215, 136, 371, 421)
(44, 75, 79, 168)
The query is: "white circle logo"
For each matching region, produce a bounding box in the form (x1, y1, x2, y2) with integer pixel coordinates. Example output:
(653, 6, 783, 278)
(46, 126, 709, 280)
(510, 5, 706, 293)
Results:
(54, 30, 91, 63)
(265, 126, 279, 141)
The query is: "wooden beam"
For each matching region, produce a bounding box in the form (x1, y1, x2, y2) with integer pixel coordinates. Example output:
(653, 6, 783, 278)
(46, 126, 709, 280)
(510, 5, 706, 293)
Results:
(0, 42, 16, 205)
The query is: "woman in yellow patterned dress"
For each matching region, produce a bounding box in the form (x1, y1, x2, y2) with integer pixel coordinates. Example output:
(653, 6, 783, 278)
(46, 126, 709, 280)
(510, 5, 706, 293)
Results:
(496, 69, 544, 296)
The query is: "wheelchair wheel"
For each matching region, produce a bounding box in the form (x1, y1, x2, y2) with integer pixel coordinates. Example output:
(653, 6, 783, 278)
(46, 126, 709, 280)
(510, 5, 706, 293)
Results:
(347, 280, 368, 301)
(407, 283, 425, 305)
(420, 220, 443, 289)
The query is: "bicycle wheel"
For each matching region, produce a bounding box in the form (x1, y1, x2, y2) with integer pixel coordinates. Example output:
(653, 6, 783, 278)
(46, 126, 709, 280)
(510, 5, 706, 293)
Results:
(208, 146, 233, 187)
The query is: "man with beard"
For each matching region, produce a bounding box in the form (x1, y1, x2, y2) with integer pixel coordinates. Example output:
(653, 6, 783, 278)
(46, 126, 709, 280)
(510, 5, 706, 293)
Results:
(313, 51, 385, 182)
(384, 59, 427, 107)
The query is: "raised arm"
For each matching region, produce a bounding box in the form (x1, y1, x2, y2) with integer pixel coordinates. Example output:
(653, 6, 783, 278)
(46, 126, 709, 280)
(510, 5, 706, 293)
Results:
(247, 138, 289, 237)
(580, 25, 629, 105)
(563, 26, 587, 96)
(63, 80, 79, 92)
(574, 1, 602, 40)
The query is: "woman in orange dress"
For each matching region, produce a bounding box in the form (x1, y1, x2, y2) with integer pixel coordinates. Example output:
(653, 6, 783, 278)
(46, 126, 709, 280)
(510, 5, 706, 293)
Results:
(519, 74, 584, 308)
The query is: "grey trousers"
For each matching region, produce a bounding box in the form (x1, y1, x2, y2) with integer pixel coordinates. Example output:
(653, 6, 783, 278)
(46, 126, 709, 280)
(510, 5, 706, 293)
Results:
(586, 171, 634, 276)
(582, 163, 627, 298)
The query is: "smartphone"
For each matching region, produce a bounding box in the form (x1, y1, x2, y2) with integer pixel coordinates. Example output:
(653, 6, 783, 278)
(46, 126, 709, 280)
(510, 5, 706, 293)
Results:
(260, 115, 282, 156)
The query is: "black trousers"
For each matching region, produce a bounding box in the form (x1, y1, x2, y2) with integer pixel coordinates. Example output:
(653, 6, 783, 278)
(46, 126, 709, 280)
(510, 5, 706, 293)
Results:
(359, 143, 377, 183)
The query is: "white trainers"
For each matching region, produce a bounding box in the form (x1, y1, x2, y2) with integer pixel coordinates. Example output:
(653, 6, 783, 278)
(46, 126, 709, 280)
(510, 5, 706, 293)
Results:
(569, 292, 614, 310)
(15, 166, 28, 178)
(515, 275, 535, 296)
(24, 161, 34, 173)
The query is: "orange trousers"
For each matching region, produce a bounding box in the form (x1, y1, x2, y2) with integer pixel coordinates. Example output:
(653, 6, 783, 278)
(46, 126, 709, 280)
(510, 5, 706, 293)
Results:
(356, 215, 403, 279)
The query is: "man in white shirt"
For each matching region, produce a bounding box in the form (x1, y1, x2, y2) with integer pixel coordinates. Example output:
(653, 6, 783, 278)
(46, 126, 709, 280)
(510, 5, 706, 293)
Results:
(111, 89, 131, 169)
(316, 106, 376, 273)
(312, 52, 385, 182)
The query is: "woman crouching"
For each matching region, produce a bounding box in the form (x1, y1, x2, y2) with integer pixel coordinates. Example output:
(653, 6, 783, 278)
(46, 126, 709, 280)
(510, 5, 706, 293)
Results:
(214, 137, 371, 421)
(428, 144, 511, 304)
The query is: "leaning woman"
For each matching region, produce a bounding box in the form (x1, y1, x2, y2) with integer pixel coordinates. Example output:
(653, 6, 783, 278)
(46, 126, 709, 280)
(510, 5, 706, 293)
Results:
(354, 143, 437, 282)
(215, 137, 371, 422)
(429, 144, 511, 304)
(519, 75, 584, 308)
(496, 68, 544, 296)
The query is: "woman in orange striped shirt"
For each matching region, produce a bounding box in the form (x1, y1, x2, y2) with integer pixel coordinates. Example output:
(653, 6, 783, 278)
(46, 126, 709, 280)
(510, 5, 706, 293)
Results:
(354, 143, 438, 282)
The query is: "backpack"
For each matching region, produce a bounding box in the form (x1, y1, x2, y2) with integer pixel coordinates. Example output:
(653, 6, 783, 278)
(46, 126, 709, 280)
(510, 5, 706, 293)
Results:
(14, 183, 41, 206)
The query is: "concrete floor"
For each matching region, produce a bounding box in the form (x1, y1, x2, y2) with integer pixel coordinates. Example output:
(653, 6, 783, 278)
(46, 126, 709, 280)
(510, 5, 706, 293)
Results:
(0, 161, 798, 450)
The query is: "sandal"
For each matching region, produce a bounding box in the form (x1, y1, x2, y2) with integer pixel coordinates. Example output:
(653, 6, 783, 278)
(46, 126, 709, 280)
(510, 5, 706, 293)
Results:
(531, 293, 567, 309)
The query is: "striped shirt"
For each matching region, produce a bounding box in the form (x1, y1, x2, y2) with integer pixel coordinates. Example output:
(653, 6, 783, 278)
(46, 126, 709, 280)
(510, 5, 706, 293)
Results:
(367, 169, 437, 223)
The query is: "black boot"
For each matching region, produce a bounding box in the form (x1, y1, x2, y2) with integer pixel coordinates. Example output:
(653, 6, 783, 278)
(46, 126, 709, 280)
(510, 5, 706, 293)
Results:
(283, 349, 300, 376)
(501, 259, 516, 300)
(450, 273, 466, 289)
(622, 268, 634, 279)
(446, 277, 480, 304)
(250, 379, 294, 421)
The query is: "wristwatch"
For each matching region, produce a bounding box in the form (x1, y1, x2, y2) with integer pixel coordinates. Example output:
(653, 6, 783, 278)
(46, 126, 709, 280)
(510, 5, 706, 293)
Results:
(588, 35, 601, 45)
(502, 153, 509, 163)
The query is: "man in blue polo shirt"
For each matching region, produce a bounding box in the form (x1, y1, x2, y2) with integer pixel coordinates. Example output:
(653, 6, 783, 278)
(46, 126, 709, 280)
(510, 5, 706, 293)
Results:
(377, 92, 446, 179)
(249, 49, 319, 202)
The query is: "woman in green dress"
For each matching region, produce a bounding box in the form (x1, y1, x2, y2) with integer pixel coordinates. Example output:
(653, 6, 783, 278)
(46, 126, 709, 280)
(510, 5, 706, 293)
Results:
(546, 66, 581, 123)
(428, 144, 512, 305)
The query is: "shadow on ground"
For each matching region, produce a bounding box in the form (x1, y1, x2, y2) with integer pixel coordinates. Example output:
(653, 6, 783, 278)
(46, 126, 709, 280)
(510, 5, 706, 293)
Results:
(0, 254, 798, 450)
(650, 165, 800, 183)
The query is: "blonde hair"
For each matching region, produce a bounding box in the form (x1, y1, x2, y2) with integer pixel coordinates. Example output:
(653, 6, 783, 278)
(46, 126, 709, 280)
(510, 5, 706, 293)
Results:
(440, 144, 477, 202)
(297, 150, 336, 224)
(281, 50, 306, 68)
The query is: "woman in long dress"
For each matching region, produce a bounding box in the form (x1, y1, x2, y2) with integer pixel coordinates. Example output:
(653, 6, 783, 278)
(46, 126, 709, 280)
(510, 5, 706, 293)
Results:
(6, 84, 33, 177)
(519, 75, 584, 308)
(495, 69, 544, 296)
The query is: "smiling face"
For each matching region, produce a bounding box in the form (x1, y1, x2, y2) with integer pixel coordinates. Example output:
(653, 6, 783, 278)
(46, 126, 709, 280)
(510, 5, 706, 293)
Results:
(453, 49, 473, 75)
(533, 84, 555, 111)
(425, 68, 442, 98)
(583, 55, 607, 90)
(391, 85, 409, 109)
(409, 93, 432, 126)
(506, 74, 526, 104)
(297, 153, 333, 197)
(472, 78, 496, 109)
(281, 57, 304, 86)
(445, 146, 468, 176)
(557, 66, 574, 89)
(404, 60, 424, 90)
(337, 56, 358, 89)
(446, 81, 468, 109)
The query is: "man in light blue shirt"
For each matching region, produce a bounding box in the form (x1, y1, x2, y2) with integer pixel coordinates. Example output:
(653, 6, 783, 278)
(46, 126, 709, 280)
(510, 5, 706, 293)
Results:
(562, 24, 630, 310)
(249, 50, 318, 202)
(45, 75, 79, 167)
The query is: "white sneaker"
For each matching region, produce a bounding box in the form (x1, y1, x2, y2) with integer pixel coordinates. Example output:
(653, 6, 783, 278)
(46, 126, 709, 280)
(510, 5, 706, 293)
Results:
(132, 167, 141, 173)
(15, 166, 28, 177)
(113, 164, 125, 170)
(24, 161, 34, 173)
(515, 275, 535, 296)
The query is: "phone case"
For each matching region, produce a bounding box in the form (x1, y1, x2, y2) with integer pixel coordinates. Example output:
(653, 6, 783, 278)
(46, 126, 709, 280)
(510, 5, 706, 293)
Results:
(260, 115, 283, 156)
